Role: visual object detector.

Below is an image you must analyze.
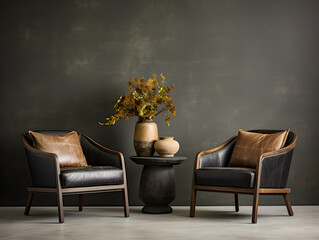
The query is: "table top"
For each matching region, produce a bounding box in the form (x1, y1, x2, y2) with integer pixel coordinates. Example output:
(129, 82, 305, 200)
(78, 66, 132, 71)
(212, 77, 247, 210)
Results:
(130, 156, 186, 166)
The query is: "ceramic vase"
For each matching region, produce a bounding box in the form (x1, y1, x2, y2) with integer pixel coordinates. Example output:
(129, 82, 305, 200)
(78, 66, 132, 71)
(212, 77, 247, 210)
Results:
(154, 137, 180, 157)
(134, 120, 158, 157)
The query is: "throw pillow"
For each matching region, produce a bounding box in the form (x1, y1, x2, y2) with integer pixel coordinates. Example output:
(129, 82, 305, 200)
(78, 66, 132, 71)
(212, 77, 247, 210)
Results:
(29, 131, 88, 168)
(228, 129, 290, 168)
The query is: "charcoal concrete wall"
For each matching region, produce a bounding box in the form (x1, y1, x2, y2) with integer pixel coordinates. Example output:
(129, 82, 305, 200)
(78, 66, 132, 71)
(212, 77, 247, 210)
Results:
(1, 0, 319, 206)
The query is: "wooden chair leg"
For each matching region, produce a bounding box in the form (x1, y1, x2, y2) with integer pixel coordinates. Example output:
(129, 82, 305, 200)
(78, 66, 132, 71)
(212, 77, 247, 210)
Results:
(79, 195, 83, 212)
(235, 194, 239, 212)
(283, 193, 294, 216)
(57, 190, 64, 223)
(252, 191, 259, 224)
(123, 187, 130, 217)
(24, 192, 34, 216)
(190, 188, 197, 217)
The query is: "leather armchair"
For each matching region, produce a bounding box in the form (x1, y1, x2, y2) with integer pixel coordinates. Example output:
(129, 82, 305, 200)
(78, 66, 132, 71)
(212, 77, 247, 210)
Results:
(190, 130, 297, 223)
(22, 130, 129, 223)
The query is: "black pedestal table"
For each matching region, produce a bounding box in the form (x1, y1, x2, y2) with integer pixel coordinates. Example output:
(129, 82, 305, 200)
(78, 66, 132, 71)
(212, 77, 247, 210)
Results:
(130, 156, 186, 214)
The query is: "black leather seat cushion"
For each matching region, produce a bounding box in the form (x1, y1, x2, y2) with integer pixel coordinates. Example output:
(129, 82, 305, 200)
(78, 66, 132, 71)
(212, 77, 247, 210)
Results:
(60, 166, 123, 188)
(195, 167, 255, 188)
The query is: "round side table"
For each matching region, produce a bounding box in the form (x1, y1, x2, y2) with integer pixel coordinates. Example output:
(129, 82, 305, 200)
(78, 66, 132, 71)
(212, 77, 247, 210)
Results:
(130, 156, 186, 214)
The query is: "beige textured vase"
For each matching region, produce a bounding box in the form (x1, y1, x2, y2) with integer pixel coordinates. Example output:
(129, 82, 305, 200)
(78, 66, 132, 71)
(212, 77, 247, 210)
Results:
(154, 137, 180, 157)
(134, 121, 158, 157)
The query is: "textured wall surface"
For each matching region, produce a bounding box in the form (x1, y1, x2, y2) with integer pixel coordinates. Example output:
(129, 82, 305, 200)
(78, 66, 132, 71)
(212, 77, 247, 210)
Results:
(1, 0, 319, 206)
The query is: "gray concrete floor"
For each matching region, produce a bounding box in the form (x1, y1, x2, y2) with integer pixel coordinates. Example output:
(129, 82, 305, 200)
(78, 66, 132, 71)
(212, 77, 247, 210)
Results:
(0, 206, 318, 240)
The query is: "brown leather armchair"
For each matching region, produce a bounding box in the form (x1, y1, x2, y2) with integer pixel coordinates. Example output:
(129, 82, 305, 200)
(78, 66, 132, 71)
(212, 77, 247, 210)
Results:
(190, 130, 297, 223)
(22, 130, 129, 223)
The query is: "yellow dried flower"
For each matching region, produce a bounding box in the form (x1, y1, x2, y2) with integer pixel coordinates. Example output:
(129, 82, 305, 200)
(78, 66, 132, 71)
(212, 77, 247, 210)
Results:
(100, 73, 176, 126)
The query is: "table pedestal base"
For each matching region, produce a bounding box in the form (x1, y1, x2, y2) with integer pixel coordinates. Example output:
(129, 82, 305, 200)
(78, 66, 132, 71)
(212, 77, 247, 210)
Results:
(142, 205, 173, 214)
(140, 165, 175, 214)
(130, 156, 186, 215)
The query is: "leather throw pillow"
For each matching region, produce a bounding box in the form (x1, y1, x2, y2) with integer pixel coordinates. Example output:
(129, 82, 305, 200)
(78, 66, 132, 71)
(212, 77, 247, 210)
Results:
(29, 131, 88, 168)
(228, 129, 290, 168)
